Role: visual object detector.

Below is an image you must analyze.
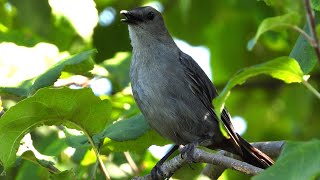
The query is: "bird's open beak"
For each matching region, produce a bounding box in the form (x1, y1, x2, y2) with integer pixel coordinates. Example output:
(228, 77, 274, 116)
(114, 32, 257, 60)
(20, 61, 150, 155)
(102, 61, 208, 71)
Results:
(120, 10, 130, 23)
(120, 10, 142, 24)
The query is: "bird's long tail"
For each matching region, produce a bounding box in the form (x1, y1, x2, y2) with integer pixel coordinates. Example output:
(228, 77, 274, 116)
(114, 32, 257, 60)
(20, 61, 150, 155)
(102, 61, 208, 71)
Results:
(237, 134, 274, 169)
(216, 134, 274, 169)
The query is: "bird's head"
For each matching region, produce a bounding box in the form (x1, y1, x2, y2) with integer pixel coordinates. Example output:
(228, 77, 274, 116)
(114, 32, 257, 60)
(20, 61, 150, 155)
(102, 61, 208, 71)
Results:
(120, 6, 171, 44)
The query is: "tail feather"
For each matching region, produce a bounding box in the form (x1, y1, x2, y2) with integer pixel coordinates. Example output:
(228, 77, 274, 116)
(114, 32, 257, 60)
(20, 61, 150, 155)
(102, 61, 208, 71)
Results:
(237, 134, 274, 168)
(210, 135, 274, 169)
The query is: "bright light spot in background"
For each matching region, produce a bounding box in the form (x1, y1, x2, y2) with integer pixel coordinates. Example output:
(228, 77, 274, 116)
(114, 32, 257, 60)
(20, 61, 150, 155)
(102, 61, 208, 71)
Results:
(148, 144, 173, 159)
(99, 7, 116, 27)
(4, 2, 13, 12)
(64, 147, 76, 157)
(0, 42, 67, 86)
(174, 39, 212, 79)
(89, 77, 112, 95)
(143, 1, 164, 12)
(49, 0, 98, 40)
(231, 116, 247, 135)
(17, 133, 56, 162)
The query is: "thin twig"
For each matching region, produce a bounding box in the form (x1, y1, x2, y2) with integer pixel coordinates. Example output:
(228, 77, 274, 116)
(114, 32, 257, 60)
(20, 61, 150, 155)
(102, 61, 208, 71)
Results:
(90, 144, 103, 180)
(278, 23, 316, 46)
(291, 25, 316, 47)
(303, 80, 320, 99)
(304, 0, 320, 64)
(87, 137, 111, 180)
(124, 151, 139, 175)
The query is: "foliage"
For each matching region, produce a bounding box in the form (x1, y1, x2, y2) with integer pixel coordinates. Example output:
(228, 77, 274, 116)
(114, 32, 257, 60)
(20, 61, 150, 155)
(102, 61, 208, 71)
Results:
(0, 0, 319, 179)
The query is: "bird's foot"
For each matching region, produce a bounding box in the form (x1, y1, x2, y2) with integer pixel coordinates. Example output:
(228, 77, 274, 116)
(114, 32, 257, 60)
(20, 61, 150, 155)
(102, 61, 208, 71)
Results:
(180, 143, 197, 163)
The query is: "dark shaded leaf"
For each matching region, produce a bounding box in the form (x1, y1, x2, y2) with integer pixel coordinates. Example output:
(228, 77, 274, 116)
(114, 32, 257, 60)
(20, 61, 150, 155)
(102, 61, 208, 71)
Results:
(50, 170, 76, 180)
(290, 12, 320, 73)
(99, 114, 149, 142)
(21, 151, 59, 174)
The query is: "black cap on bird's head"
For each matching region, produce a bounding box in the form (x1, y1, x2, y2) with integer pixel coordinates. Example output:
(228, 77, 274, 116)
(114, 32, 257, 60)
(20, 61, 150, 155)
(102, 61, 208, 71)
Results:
(120, 6, 170, 38)
(120, 6, 175, 47)
(120, 6, 162, 25)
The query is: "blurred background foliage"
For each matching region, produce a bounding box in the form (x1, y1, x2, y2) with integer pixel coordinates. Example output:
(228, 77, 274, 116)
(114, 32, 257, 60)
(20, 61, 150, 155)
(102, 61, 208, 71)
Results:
(0, 0, 319, 179)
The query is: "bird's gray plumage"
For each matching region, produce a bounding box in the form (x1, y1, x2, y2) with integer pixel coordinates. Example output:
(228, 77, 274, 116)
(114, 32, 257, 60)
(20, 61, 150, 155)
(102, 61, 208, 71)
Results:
(121, 6, 274, 169)
(126, 7, 223, 146)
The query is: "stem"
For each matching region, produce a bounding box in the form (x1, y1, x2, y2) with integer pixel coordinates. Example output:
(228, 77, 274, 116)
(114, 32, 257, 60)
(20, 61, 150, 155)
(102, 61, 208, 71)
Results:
(87, 136, 111, 180)
(90, 144, 103, 180)
(304, 0, 320, 64)
(291, 25, 316, 47)
(302, 80, 320, 99)
(124, 151, 139, 175)
(272, 23, 316, 46)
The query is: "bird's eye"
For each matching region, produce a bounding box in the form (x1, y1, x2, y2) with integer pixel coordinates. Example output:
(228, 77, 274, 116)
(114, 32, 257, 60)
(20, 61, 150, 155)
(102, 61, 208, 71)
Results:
(147, 11, 155, 20)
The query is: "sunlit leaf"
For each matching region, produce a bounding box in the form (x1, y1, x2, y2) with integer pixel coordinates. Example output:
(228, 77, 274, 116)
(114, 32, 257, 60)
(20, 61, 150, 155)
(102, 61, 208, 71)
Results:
(247, 12, 300, 50)
(213, 57, 304, 115)
(0, 87, 111, 170)
(0, 97, 3, 112)
(80, 149, 96, 166)
(0, 50, 96, 97)
(254, 140, 320, 180)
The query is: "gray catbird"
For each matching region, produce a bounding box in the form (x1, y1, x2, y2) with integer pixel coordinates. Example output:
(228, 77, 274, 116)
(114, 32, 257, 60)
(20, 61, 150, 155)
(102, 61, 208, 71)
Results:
(121, 6, 274, 178)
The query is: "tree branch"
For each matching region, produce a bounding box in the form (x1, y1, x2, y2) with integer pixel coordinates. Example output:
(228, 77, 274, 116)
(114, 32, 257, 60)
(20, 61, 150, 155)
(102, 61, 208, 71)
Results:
(133, 141, 285, 180)
(203, 141, 285, 179)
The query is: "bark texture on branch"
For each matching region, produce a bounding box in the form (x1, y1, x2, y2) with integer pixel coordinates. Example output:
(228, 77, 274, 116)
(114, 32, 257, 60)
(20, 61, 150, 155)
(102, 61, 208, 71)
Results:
(133, 141, 285, 180)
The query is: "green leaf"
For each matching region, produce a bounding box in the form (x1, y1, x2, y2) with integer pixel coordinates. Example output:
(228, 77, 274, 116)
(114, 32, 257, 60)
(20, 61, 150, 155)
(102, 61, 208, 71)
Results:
(0, 97, 3, 112)
(99, 114, 149, 142)
(65, 114, 149, 149)
(65, 135, 91, 149)
(254, 140, 320, 180)
(312, 0, 320, 11)
(102, 129, 169, 153)
(213, 57, 304, 115)
(247, 12, 300, 50)
(290, 12, 320, 74)
(0, 87, 111, 170)
(50, 170, 77, 180)
(257, 0, 274, 6)
(0, 49, 96, 97)
(21, 151, 59, 174)
(100, 52, 131, 93)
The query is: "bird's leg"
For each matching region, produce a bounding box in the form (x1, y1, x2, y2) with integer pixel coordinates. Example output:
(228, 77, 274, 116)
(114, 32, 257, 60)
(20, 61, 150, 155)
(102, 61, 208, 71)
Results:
(151, 144, 179, 180)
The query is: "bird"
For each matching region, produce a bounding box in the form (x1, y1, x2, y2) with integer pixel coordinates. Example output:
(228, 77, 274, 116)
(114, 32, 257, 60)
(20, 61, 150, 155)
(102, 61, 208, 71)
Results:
(120, 6, 274, 179)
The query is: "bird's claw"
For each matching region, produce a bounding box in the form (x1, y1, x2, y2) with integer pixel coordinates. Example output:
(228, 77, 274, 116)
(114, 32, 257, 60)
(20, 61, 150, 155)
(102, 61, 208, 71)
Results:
(180, 143, 196, 163)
